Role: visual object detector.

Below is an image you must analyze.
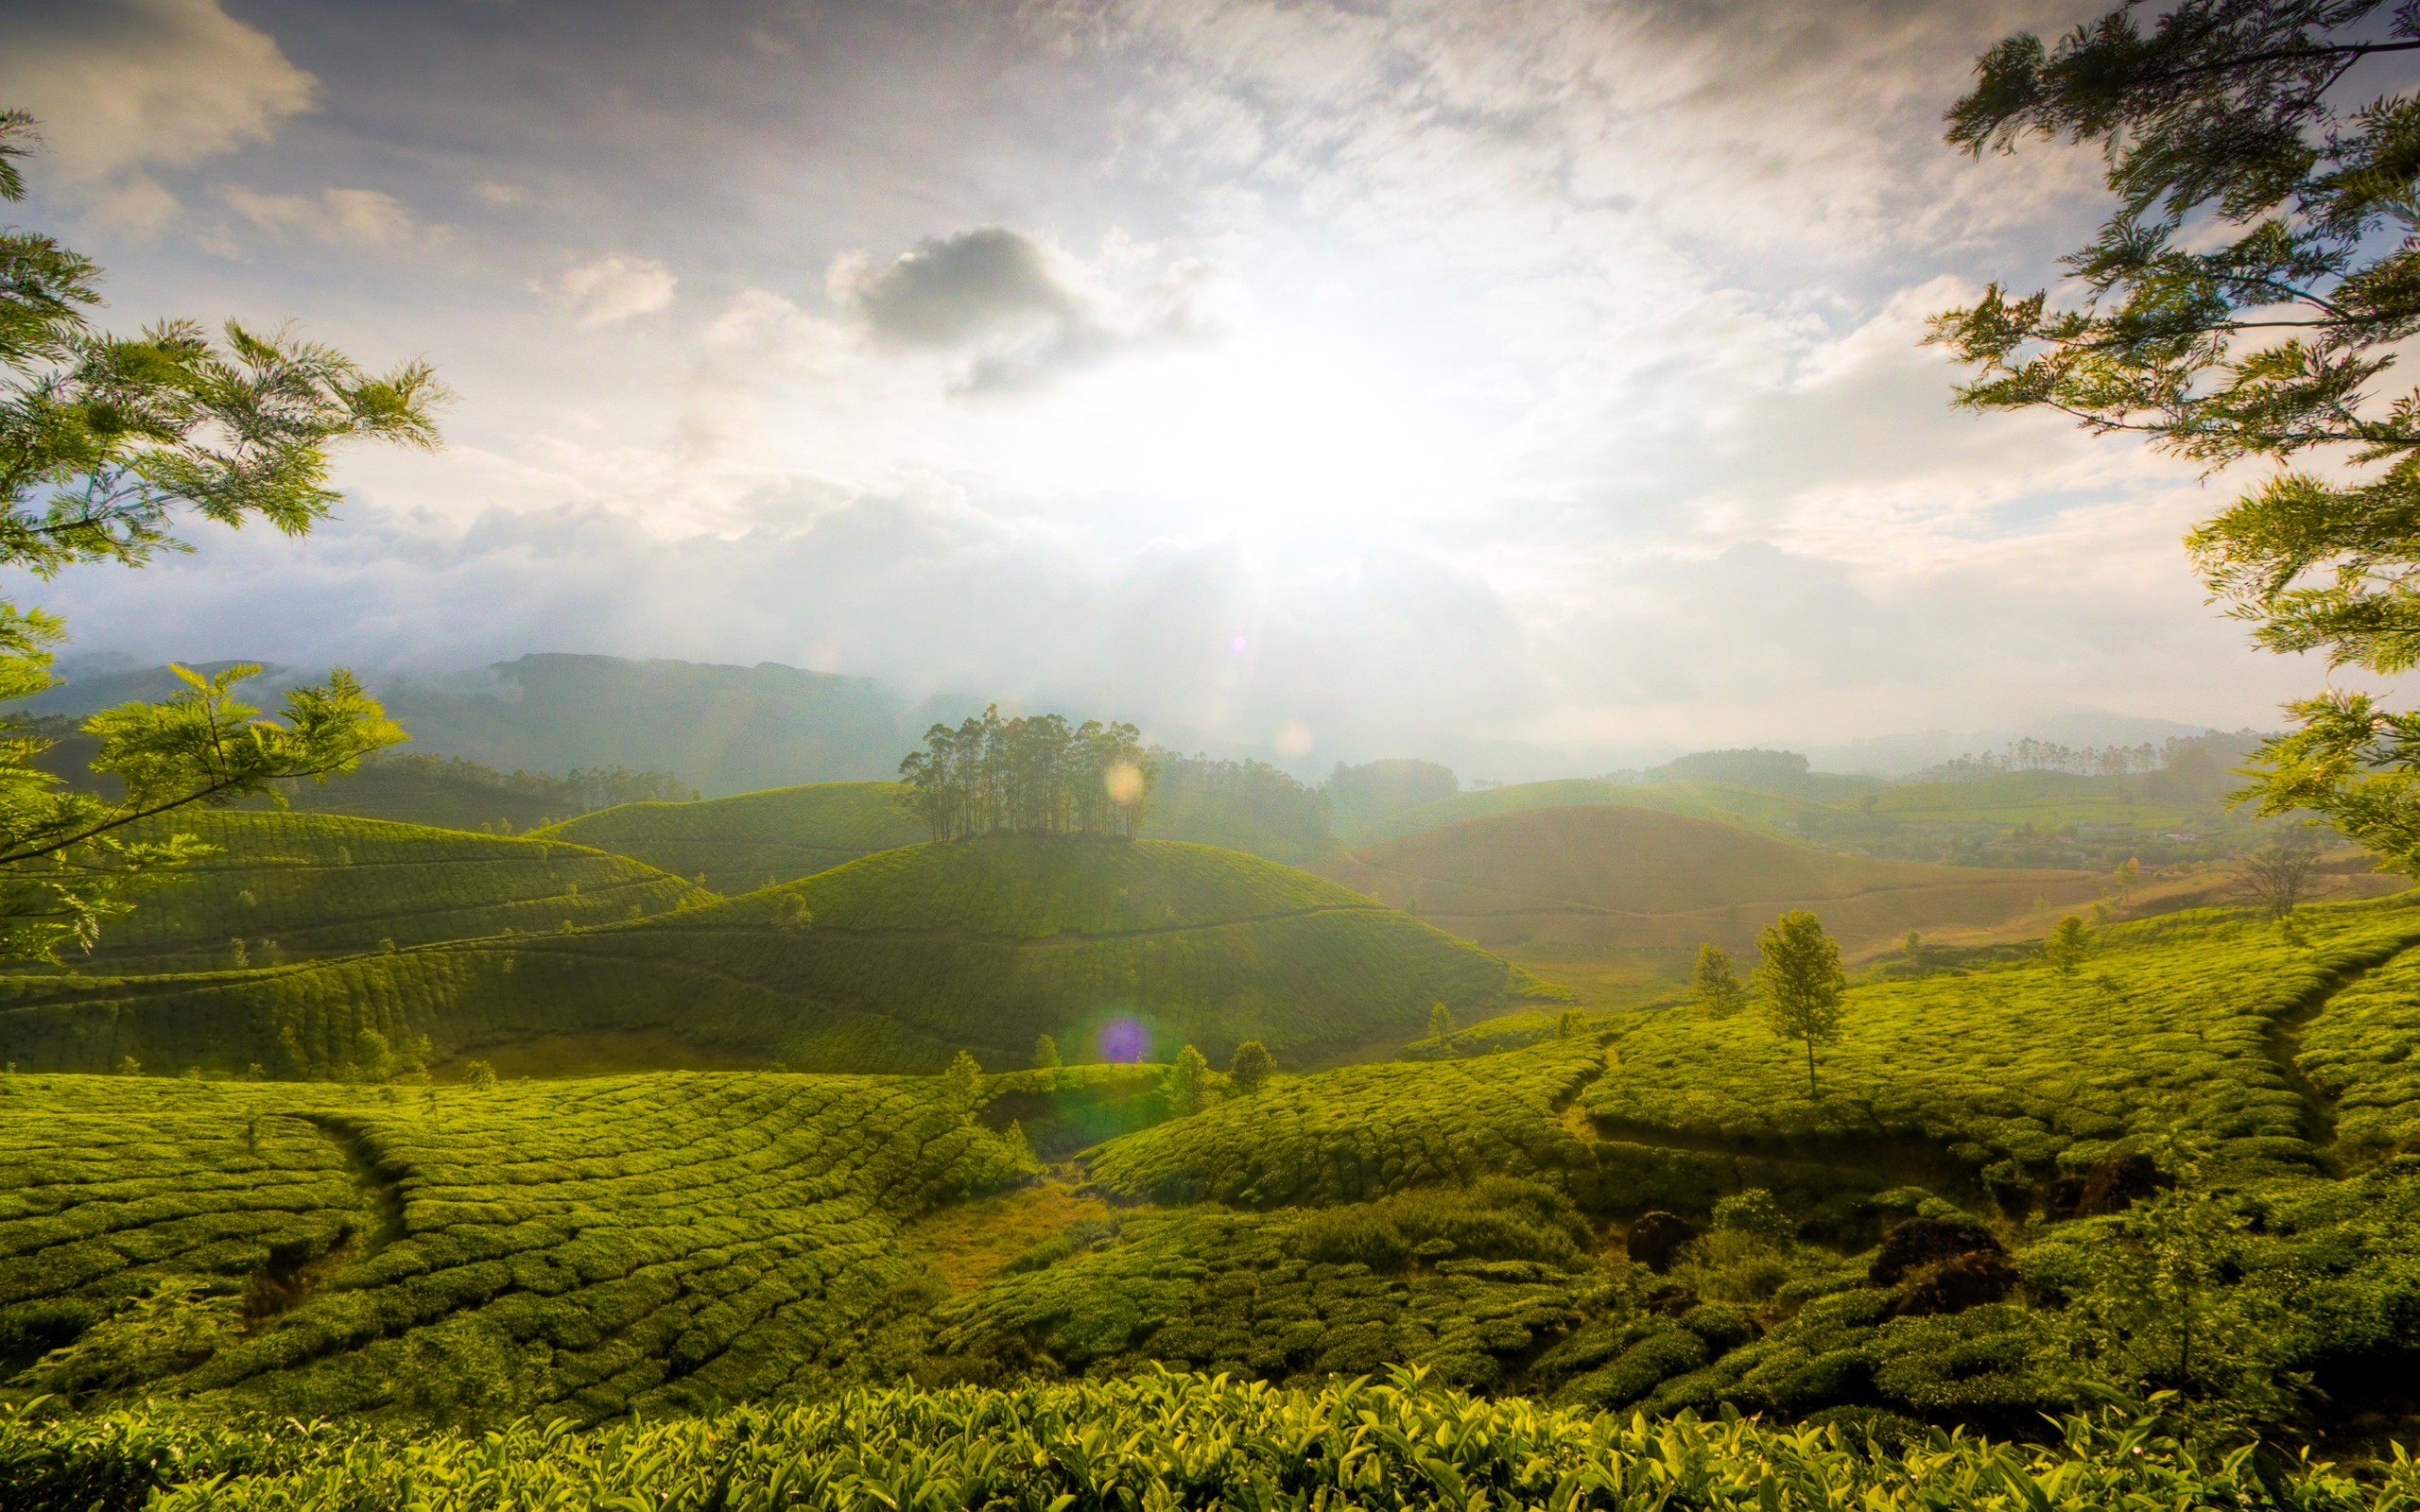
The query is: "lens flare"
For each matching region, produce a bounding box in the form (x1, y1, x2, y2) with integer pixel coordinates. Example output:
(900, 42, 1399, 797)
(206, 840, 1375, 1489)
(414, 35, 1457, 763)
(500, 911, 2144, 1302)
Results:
(1274, 721, 1312, 756)
(1097, 1018, 1150, 1063)
(1104, 761, 1146, 804)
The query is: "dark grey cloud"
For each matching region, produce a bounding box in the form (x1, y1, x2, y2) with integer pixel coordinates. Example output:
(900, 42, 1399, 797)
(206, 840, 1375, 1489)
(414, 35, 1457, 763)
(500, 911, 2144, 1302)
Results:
(833, 226, 1203, 392)
(839, 228, 1077, 346)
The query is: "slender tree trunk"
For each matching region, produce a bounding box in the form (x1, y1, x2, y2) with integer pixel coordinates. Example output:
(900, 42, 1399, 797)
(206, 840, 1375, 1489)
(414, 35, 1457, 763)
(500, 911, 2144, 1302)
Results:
(1805, 1037, 1818, 1099)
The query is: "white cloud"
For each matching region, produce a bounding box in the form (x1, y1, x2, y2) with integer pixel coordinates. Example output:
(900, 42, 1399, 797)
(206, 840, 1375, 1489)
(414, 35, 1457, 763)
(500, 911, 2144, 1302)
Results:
(545, 256, 678, 326)
(474, 181, 528, 206)
(216, 185, 420, 248)
(86, 175, 182, 238)
(0, 0, 315, 229)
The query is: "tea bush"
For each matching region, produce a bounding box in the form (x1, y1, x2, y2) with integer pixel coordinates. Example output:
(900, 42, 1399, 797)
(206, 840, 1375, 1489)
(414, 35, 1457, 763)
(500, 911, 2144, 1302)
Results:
(0, 1072, 1029, 1423)
(1582, 898, 2420, 1178)
(1085, 1036, 1604, 1207)
(6, 1370, 2414, 1512)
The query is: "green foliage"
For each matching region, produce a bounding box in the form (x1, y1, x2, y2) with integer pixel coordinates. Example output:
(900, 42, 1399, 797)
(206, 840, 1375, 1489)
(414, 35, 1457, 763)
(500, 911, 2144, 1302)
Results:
(66, 811, 707, 971)
(1694, 942, 1746, 1017)
(1754, 911, 1848, 1096)
(1427, 1003, 1453, 1041)
(898, 706, 1151, 841)
(1161, 1044, 1211, 1117)
(459, 1060, 495, 1090)
(1087, 1037, 1604, 1208)
(1031, 1033, 1061, 1071)
(945, 1049, 984, 1111)
(1931, 5, 2420, 869)
(2044, 1180, 2304, 1437)
(1323, 758, 1458, 838)
(1229, 1039, 1273, 1093)
(0, 1071, 1029, 1422)
(13, 1373, 2412, 1512)
(1144, 753, 1331, 865)
(1585, 897, 2420, 1177)
(535, 782, 919, 893)
(928, 1200, 1597, 1388)
(1711, 1188, 1793, 1244)
(0, 838, 1555, 1078)
(2045, 915, 2091, 974)
(0, 116, 441, 962)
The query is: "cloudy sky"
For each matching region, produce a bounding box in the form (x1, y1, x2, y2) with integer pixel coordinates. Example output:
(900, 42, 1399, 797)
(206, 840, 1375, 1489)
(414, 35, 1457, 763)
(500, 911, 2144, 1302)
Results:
(0, 0, 2381, 771)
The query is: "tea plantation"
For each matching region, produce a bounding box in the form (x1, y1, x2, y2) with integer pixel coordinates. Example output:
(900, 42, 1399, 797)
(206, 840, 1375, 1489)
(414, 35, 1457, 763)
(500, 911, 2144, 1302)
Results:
(7, 833, 2420, 1486)
(535, 782, 925, 893)
(63, 812, 709, 972)
(0, 837, 1564, 1076)
(0, 1071, 1034, 1425)
(1318, 804, 2096, 957)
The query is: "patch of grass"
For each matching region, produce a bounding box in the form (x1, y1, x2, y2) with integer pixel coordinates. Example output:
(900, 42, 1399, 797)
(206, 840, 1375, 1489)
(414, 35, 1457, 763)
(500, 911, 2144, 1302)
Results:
(902, 1179, 1115, 1294)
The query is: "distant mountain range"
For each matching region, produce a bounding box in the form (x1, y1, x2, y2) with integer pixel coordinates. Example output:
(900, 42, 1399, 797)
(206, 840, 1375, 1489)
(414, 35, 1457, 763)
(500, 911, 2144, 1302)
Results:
(16, 653, 2252, 792)
(25, 654, 979, 799)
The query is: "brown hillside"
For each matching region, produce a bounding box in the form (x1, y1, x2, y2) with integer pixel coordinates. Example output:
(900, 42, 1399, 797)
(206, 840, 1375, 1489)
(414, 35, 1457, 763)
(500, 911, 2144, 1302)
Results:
(1316, 805, 2103, 963)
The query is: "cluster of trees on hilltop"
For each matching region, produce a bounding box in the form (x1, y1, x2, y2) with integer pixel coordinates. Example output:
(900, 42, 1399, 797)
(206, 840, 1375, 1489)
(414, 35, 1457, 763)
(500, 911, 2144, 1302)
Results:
(898, 706, 1153, 840)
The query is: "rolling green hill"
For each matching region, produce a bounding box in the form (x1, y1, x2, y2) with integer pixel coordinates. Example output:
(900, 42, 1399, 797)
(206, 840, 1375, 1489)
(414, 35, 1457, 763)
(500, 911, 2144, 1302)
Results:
(1317, 805, 2100, 962)
(5, 893, 2420, 1449)
(533, 782, 925, 892)
(68, 812, 711, 973)
(0, 837, 1566, 1078)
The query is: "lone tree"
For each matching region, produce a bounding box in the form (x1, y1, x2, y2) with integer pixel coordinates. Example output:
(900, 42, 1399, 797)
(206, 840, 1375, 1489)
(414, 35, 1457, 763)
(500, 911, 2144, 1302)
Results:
(1931, 3, 2420, 874)
(1162, 1043, 1211, 1117)
(1754, 910, 1848, 1098)
(1693, 942, 1748, 1017)
(2241, 841, 2321, 918)
(944, 1049, 984, 1113)
(1426, 1002, 1454, 1043)
(1031, 1033, 1063, 1070)
(1229, 1039, 1273, 1094)
(2045, 915, 2092, 975)
(0, 112, 442, 960)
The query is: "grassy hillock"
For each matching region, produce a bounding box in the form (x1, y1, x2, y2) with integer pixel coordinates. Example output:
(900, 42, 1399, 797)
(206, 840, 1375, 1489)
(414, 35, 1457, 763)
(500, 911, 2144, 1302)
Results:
(1320, 805, 2098, 962)
(0, 838, 1564, 1077)
(70, 812, 710, 972)
(0, 1071, 1030, 1424)
(1086, 1036, 1604, 1208)
(1576, 896, 2420, 1187)
(533, 782, 924, 892)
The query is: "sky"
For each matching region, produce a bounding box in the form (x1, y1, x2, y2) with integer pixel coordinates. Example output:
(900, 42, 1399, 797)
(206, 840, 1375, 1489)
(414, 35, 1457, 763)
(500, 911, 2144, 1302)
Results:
(0, 0, 2382, 774)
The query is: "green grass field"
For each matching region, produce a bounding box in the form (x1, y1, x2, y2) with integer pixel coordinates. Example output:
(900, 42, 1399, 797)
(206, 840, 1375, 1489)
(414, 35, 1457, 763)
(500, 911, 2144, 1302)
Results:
(0, 837, 1565, 1078)
(67, 812, 709, 972)
(534, 782, 925, 892)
